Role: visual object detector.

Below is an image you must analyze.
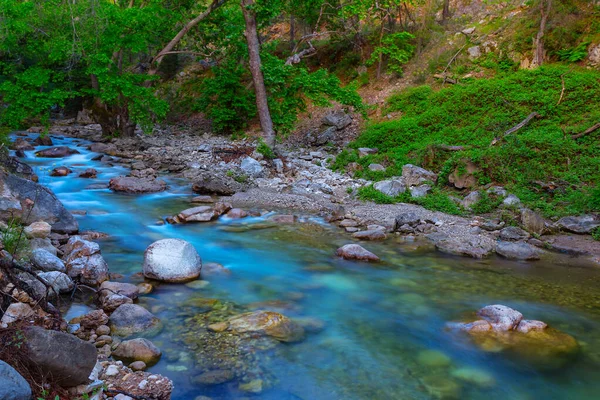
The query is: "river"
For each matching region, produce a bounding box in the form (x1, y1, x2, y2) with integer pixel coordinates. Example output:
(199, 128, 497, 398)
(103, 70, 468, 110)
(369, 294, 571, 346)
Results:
(11, 132, 600, 400)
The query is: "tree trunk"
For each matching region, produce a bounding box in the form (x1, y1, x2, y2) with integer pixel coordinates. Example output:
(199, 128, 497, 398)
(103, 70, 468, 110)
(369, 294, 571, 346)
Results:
(442, 0, 451, 23)
(290, 15, 295, 51)
(241, 0, 276, 147)
(532, 0, 552, 68)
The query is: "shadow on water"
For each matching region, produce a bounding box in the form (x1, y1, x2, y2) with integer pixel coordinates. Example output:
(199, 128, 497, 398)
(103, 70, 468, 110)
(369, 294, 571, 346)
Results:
(13, 133, 600, 400)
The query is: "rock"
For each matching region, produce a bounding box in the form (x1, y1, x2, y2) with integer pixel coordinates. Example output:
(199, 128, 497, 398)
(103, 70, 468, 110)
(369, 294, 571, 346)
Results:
(177, 206, 214, 223)
(373, 179, 406, 197)
(129, 361, 147, 371)
(402, 164, 438, 186)
(227, 310, 305, 342)
(468, 45, 481, 59)
(520, 208, 546, 235)
(226, 208, 248, 219)
(368, 163, 385, 172)
(461, 191, 481, 210)
(50, 166, 72, 177)
(23, 221, 51, 239)
(35, 146, 80, 158)
(137, 283, 153, 295)
(477, 305, 523, 331)
(352, 230, 387, 241)
(201, 262, 231, 277)
(451, 367, 495, 388)
(556, 215, 600, 234)
(499, 226, 530, 241)
(480, 219, 504, 231)
(0, 303, 34, 326)
(462, 27, 476, 35)
(79, 168, 98, 178)
(322, 111, 352, 129)
(109, 176, 167, 193)
(393, 212, 420, 230)
(30, 248, 66, 272)
(112, 338, 162, 366)
(336, 244, 380, 262)
(100, 364, 173, 400)
(79, 310, 109, 330)
(191, 369, 234, 386)
(10, 138, 34, 151)
(239, 379, 263, 394)
(427, 233, 495, 259)
(99, 281, 139, 300)
(516, 320, 548, 333)
(240, 157, 264, 178)
(496, 241, 540, 260)
(64, 236, 109, 286)
(339, 219, 358, 227)
(417, 350, 452, 368)
(588, 43, 600, 65)
(101, 293, 133, 312)
(314, 126, 336, 145)
(358, 148, 378, 157)
(0, 170, 79, 233)
(487, 186, 507, 197)
(410, 184, 432, 198)
(109, 304, 161, 337)
(191, 171, 243, 196)
(448, 161, 479, 189)
(143, 239, 202, 282)
(23, 326, 96, 386)
(273, 158, 284, 173)
(0, 360, 31, 400)
(191, 195, 214, 204)
(213, 201, 232, 216)
(33, 135, 53, 146)
(269, 214, 296, 224)
(502, 194, 521, 206)
(37, 271, 74, 294)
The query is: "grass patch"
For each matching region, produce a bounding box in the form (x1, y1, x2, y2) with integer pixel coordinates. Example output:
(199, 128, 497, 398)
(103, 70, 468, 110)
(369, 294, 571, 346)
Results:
(358, 185, 463, 215)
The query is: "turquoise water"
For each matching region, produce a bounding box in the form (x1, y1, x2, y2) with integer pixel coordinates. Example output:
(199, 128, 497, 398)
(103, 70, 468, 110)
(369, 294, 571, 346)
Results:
(12, 133, 600, 399)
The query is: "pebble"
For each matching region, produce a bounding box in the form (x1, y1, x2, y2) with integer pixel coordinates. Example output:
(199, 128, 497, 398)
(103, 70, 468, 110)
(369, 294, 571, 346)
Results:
(104, 365, 120, 376)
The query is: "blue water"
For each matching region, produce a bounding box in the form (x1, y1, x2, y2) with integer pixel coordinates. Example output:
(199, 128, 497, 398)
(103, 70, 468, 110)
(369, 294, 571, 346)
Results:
(11, 133, 600, 399)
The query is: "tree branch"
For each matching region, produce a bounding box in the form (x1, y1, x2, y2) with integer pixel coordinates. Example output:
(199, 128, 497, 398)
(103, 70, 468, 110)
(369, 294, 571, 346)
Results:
(571, 122, 600, 140)
(490, 112, 540, 146)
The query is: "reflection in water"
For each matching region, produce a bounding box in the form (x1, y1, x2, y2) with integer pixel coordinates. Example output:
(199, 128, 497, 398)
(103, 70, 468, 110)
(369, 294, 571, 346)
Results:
(13, 133, 600, 399)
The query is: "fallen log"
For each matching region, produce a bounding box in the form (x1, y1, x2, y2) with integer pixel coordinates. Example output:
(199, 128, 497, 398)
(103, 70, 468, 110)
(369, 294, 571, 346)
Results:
(571, 122, 600, 140)
(491, 112, 540, 146)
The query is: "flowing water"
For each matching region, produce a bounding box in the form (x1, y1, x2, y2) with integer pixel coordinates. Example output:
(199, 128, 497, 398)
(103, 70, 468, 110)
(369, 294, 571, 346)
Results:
(11, 133, 600, 400)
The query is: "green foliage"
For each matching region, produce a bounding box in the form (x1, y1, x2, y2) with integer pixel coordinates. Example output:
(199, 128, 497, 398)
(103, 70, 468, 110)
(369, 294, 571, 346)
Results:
(256, 139, 276, 159)
(338, 65, 600, 217)
(368, 32, 415, 75)
(0, 218, 28, 257)
(592, 227, 600, 241)
(470, 192, 503, 214)
(357, 185, 463, 215)
(556, 41, 591, 62)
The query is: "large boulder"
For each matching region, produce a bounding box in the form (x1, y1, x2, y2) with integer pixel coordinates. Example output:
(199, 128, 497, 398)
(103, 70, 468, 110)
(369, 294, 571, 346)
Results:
(336, 244, 380, 262)
(63, 236, 109, 286)
(10, 138, 34, 151)
(496, 241, 540, 260)
(23, 221, 51, 239)
(520, 208, 546, 235)
(226, 310, 305, 342)
(30, 248, 66, 272)
(240, 157, 264, 178)
(191, 171, 243, 196)
(109, 176, 166, 193)
(23, 326, 96, 387)
(477, 305, 523, 331)
(0, 303, 34, 327)
(448, 160, 479, 189)
(143, 239, 202, 282)
(556, 215, 600, 234)
(112, 338, 162, 366)
(373, 179, 406, 197)
(37, 271, 74, 294)
(322, 111, 352, 130)
(35, 146, 80, 158)
(427, 232, 495, 259)
(33, 135, 53, 146)
(0, 360, 31, 400)
(402, 164, 438, 186)
(109, 304, 161, 337)
(0, 171, 78, 233)
(99, 281, 139, 312)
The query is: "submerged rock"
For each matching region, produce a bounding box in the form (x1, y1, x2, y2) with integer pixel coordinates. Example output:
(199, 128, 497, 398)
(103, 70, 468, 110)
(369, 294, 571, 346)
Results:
(10, 137, 34, 151)
(226, 310, 305, 342)
(109, 304, 161, 337)
(143, 239, 202, 282)
(496, 241, 540, 260)
(427, 233, 495, 259)
(336, 244, 380, 262)
(352, 230, 387, 241)
(0, 360, 31, 400)
(35, 146, 80, 158)
(112, 338, 162, 366)
(109, 176, 167, 193)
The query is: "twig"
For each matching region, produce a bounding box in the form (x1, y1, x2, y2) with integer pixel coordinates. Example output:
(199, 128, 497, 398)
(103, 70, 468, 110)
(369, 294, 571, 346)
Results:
(557, 73, 566, 105)
(571, 122, 600, 140)
(490, 112, 540, 146)
(442, 43, 467, 75)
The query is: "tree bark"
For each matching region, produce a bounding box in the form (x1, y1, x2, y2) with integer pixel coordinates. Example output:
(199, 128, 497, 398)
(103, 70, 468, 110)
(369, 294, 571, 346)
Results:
(442, 0, 451, 23)
(532, 0, 552, 68)
(241, 0, 276, 147)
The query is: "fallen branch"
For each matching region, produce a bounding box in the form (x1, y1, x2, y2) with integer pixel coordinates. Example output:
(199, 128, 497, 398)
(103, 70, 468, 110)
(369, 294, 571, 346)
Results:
(435, 144, 465, 151)
(442, 43, 467, 75)
(557, 73, 566, 105)
(571, 122, 600, 140)
(491, 112, 540, 146)
(285, 42, 317, 66)
(433, 74, 457, 84)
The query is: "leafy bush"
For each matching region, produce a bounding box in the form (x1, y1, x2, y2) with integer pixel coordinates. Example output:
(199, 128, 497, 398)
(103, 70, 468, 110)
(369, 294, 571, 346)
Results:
(368, 32, 415, 76)
(1, 218, 28, 256)
(556, 41, 591, 62)
(256, 139, 276, 159)
(357, 185, 463, 215)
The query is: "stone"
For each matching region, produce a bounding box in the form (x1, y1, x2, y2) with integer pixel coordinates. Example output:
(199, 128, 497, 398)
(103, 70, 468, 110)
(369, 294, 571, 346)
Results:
(393, 212, 420, 230)
(101, 293, 133, 312)
(239, 379, 263, 394)
(64, 236, 109, 286)
(409, 184, 431, 198)
(521, 208, 545, 235)
(99, 281, 139, 300)
(213, 201, 232, 216)
(37, 271, 74, 294)
(273, 158, 284, 173)
(358, 147, 378, 157)
(417, 350, 452, 368)
(322, 111, 352, 129)
(240, 156, 264, 178)
(137, 283, 153, 295)
(78, 310, 109, 330)
(97, 325, 111, 336)
(502, 194, 521, 206)
(191, 369, 234, 386)
(477, 305, 523, 331)
(112, 338, 162, 366)
(50, 167, 73, 176)
(191, 171, 243, 196)
(352, 230, 387, 241)
(143, 239, 202, 282)
(0, 303, 34, 326)
(373, 179, 406, 197)
(336, 244, 380, 262)
(109, 176, 167, 193)
(30, 248, 66, 272)
(24, 221, 51, 239)
(23, 326, 96, 386)
(201, 262, 231, 277)
(462, 27, 476, 35)
(79, 168, 98, 178)
(451, 367, 495, 388)
(468, 45, 481, 59)
(496, 241, 540, 260)
(269, 214, 296, 224)
(226, 208, 248, 219)
(448, 161, 479, 189)
(339, 219, 358, 227)
(109, 304, 161, 337)
(427, 233, 495, 259)
(516, 320, 548, 333)
(10, 137, 34, 151)
(130, 361, 147, 371)
(35, 146, 80, 158)
(191, 195, 214, 204)
(33, 135, 52, 146)
(0, 360, 31, 400)
(402, 164, 438, 186)
(368, 163, 385, 172)
(556, 215, 600, 234)
(487, 186, 507, 197)
(0, 170, 79, 233)
(227, 310, 305, 342)
(461, 191, 481, 211)
(498, 226, 530, 241)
